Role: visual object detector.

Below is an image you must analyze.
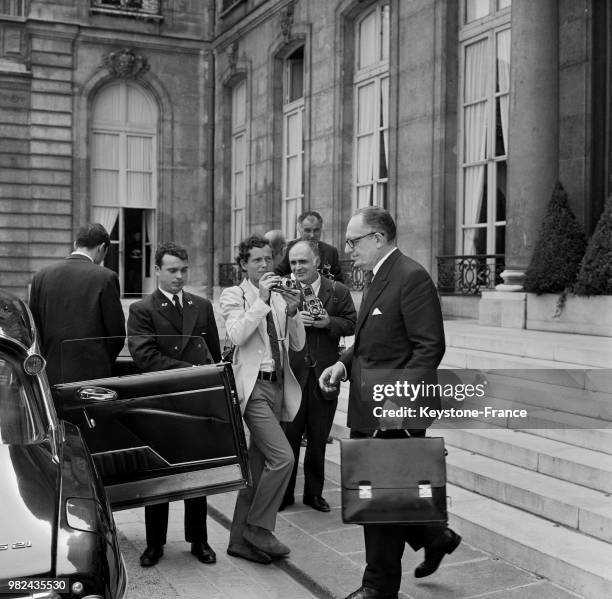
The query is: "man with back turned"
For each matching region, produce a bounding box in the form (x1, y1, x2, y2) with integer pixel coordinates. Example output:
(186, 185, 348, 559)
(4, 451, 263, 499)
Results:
(320, 207, 461, 599)
(29, 223, 125, 386)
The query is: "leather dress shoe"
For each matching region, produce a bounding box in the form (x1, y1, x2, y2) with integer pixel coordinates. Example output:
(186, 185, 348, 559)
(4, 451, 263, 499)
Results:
(190, 541, 216, 564)
(139, 545, 163, 567)
(243, 525, 290, 557)
(344, 586, 397, 599)
(414, 529, 461, 578)
(303, 494, 330, 512)
(227, 543, 272, 564)
(279, 496, 295, 512)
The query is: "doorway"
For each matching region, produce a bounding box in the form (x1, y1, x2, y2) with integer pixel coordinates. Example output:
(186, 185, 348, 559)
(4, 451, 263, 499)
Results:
(106, 208, 155, 297)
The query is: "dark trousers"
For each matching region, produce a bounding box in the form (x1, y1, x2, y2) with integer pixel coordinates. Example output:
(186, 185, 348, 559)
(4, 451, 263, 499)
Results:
(350, 429, 445, 596)
(145, 497, 208, 547)
(283, 370, 337, 499)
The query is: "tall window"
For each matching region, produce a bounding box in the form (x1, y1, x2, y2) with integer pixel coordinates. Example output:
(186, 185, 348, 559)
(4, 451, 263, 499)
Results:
(282, 47, 304, 240)
(353, 2, 389, 209)
(231, 80, 247, 253)
(458, 0, 510, 256)
(91, 81, 158, 295)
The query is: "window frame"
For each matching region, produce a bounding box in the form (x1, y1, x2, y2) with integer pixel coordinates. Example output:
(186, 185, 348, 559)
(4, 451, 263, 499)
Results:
(230, 79, 248, 255)
(456, 4, 510, 257)
(352, 1, 390, 210)
(281, 47, 305, 241)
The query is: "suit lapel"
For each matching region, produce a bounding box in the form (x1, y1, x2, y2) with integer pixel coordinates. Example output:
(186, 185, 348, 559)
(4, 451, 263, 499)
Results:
(317, 277, 332, 308)
(355, 249, 399, 336)
(242, 280, 267, 345)
(181, 292, 198, 350)
(153, 289, 182, 333)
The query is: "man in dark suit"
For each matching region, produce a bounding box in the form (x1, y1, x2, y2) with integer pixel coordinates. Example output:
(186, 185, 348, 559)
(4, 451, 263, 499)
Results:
(281, 241, 356, 512)
(320, 207, 461, 599)
(127, 242, 221, 568)
(29, 223, 125, 386)
(275, 210, 345, 283)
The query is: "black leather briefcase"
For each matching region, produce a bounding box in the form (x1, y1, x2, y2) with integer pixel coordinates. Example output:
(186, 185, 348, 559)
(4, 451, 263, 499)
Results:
(340, 437, 448, 525)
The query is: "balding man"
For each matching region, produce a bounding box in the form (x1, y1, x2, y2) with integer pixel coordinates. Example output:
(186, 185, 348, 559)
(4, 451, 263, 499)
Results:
(275, 211, 345, 283)
(281, 240, 355, 513)
(320, 207, 460, 599)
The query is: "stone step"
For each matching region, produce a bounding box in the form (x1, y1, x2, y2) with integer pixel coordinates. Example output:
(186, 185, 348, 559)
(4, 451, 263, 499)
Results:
(447, 485, 612, 599)
(441, 346, 588, 369)
(446, 445, 612, 543)
(444, 320, 612, 368)
(437, 426, 612, 494)
(322, 444, 612, 599)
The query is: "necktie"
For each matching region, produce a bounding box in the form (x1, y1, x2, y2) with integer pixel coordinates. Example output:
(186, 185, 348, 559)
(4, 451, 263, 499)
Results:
(172, 294, 183, 317)
(362, 270, 374, 303)
(266, 311, 282, 380)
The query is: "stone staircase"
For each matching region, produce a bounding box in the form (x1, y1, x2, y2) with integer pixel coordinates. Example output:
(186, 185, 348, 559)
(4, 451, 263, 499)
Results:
(207, 292, 612, 597)
(328, 319, 612, 598)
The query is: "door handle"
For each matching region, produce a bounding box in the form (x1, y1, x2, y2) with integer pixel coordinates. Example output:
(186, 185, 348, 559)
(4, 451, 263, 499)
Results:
(77, 387, 118, 402)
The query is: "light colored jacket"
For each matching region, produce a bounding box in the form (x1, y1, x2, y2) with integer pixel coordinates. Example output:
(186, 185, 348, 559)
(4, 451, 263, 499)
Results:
(219, 279, 305, 421)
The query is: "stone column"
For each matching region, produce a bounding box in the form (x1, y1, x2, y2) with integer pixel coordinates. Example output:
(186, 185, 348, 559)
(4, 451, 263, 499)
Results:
(501, 0, 559, 289)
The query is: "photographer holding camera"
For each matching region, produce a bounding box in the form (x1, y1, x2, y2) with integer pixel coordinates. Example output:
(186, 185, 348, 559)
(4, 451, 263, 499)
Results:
(280, 241, 356, 513)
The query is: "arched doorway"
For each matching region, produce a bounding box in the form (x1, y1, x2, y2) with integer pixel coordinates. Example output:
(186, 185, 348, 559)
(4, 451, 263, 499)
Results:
(90, 80, 158, 297)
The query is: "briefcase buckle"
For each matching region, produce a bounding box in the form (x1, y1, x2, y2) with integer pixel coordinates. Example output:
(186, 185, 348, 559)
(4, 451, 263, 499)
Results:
(358, 482, 372, 499)
(418, 482, 432, 498)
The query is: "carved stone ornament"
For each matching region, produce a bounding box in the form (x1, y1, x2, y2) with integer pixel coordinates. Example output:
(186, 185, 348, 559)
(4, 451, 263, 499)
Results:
(227, 41, 239, 72)
(100, 48, 150, 79)
(279, 1, 296, 42)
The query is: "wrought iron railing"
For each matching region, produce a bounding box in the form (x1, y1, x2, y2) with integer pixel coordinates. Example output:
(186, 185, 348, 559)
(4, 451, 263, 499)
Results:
(91, 0, 161, 16)
(436, 254, 505, 295)
(0, 0, 25, 17)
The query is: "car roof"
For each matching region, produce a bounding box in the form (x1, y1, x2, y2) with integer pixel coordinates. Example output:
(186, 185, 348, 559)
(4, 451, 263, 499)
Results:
(0, 289, 36, 351)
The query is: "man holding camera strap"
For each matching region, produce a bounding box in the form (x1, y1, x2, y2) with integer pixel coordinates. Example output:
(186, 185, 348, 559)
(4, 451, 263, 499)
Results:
(281, 241, 356, 512)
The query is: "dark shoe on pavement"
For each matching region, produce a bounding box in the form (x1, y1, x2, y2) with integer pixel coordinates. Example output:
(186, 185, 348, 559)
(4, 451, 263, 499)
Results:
(303, 494, 330, 512)
(414, 529, 461, 578)
(139, 545, 163, 567)
(344, 586, 397, 599)
(243, 525, 290, 558)
(227, 543, 272, 564)
(279, 496, 295, 512)
(190, 541, 216, 564)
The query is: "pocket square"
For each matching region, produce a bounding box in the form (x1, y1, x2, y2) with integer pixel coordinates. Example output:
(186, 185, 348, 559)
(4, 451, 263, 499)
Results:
(372, 307, 382, 315)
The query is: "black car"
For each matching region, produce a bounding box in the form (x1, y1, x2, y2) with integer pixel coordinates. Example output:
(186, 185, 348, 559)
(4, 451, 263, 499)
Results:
(0, 290, 248, 598)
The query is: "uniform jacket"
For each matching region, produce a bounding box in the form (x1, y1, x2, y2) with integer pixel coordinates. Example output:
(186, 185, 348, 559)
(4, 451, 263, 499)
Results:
(219, 279, 305, 421)
(29, 254, 125, 385)
(289, 276, 356, 400)
(340, 249, 445, 431)
(275, 240, 345, 283)
(127, 289, 221, 373)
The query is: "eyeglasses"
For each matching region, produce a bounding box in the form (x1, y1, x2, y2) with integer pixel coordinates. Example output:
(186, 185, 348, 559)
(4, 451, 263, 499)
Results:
(345, 232, 379, 249)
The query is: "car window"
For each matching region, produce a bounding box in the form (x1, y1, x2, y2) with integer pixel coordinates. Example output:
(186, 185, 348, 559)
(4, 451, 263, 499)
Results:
(58, 335, 210, 383)
(0, 357, 45, 445)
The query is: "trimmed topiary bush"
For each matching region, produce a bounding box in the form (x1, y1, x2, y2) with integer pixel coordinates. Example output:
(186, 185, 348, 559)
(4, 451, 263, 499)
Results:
(524, 181, 587, 294)
(574, 195, 612, 295)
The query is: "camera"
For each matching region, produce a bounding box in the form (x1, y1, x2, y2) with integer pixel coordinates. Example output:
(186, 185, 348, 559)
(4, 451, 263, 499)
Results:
(271, 277, 298, 292)
(301, 283, 324, 319)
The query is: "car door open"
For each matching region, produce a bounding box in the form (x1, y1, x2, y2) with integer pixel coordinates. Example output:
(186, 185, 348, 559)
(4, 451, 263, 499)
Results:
(51, 337, 248, 510)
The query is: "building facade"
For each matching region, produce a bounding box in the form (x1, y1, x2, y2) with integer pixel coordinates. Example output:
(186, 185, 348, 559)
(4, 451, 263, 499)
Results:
(1, 0, 215, 298)
(212, 0, 609, 322)
(1, 0, 609, 321)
